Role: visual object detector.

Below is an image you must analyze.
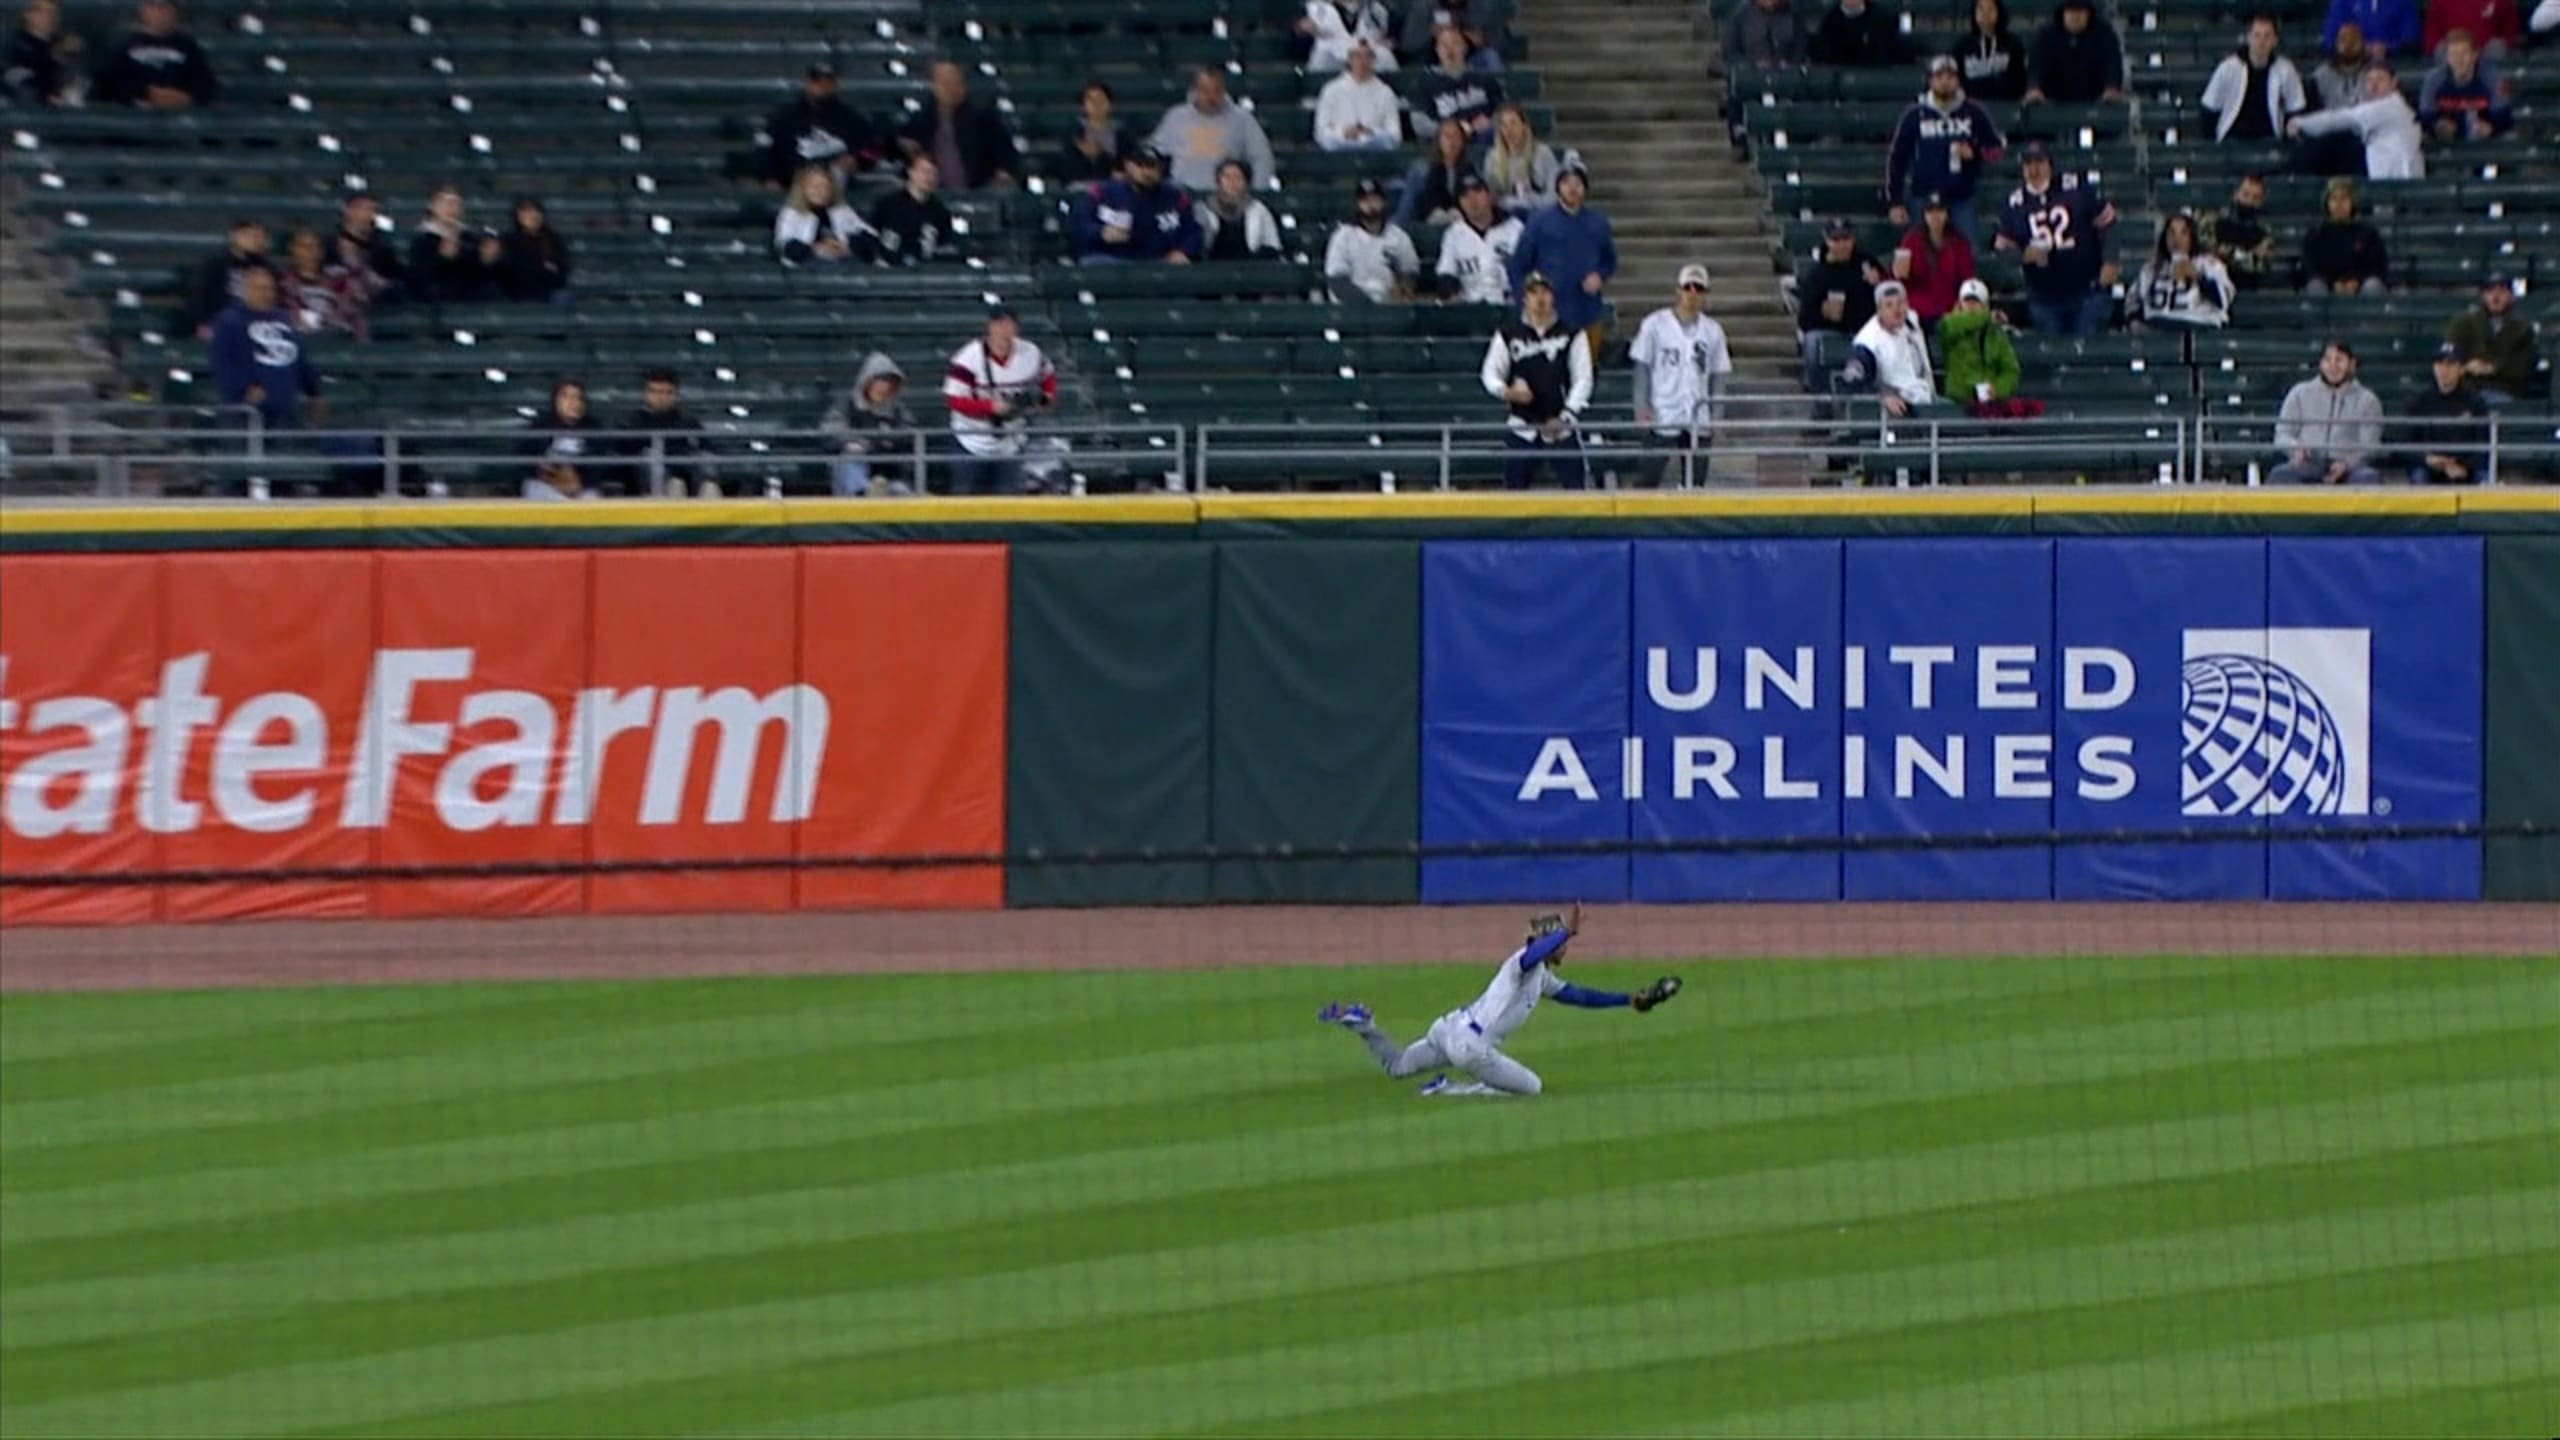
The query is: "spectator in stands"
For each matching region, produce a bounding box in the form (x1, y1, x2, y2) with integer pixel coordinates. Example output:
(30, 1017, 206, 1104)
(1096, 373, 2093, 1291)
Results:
(2130, 212, 2234, 329)
(1844, 281, 1941, 414)
(1510, 156, 1615, 360)
(1413, 25, 1503, 145)
(2298, 177, 2391, 292)
(495, 197, 573, 306)
(765, 62, 879, 190)
(278, 225, 376, 341)
(93, 0, 214, 109)
(2324, 0, 2420, 56)
(2203, 15, 2309, 142)
(333, 193, 403, 296)
(2288, 64, 2424, 178)
(2271, 341, 2384, 483)
(2427, 0, 2521, 53)
(1885, 56, 2003, 252)
(1300, 0, 1400, 73)
(1074, 143, 1201, 265)
(1796, 218, 1886, 389)
(519, 378, 603, 501)
(1941, 277, 2029, 411)
(408, 185, 501, 301)
(1325, 177, 1420, 302)
(1436, 174, 1519, 304)
(1198, 159, 1284, 260)
(2309, 23, 2373, 109)
(1152, 69, 1277, 193)
(618, 368, 709, 496)
(943, 303, 1057, 496)
(2025, 0, 2123, 103)
(1483, 103, 1559, 216)
(2445, 271, 2539, 402)
(3, 0, 84, 107)
(185, 218, 273, 337)
(1727, 0, 1814, 72)
(823, 352, 916, 497)
(1893, 192, 1976, 327)
(1481, 272, 1593, 489)
(1402, 0, 1511, 71)
(209, 266, 323, 432)
(1058, 80, 1127, 185)
(1398, 119, 1481, 229)
(868, 154, 957, 265)
(2200, 172, 2279, 289)
(1629, 263, 1733, 486)
(898, 62, 1018, 191)
(1995, 142, 2118, 335)
(1957, 0, 2030, 102)
(1811, 0, 1915, 67)
(1316, 41, 1402, 152)
(2398, 342, 2493, 481)
(773, 165, 874, 266)
(2419, 30, 2514, 136)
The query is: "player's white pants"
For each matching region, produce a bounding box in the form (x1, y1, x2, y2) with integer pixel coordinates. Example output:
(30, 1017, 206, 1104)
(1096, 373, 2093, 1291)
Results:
(1357, 1012, 1542, 1096)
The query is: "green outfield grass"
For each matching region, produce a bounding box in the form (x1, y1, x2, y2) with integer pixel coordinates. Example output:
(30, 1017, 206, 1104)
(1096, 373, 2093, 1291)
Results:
(2, 955, 2555, 1438)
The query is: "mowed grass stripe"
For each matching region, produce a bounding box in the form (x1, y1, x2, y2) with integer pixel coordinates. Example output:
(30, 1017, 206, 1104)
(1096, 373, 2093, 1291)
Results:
(4, 1080, 2545, 1433)
(2149, 1376, 2560, 1438)
(8, 984, 2543, 1310)
(0, 984, 609, 1065)
(254, 1156, 2559, 1438)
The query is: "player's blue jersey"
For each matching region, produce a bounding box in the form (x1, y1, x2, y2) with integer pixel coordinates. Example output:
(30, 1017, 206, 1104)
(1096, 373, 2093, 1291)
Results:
(1996, 174, 2115, 299)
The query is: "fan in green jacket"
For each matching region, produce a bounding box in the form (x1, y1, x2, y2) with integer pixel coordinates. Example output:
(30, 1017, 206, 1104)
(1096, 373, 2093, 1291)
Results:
(1938, 278, 2022, 402)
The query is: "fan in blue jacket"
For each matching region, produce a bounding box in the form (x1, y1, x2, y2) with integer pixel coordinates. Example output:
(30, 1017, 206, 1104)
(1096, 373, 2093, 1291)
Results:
(1885, 56, 2006, 250)
(1507, 156, 1617, 334)
(207, 267, 322, 428)
(1072, 145, 1203, 264)
(2321, 0, 2418, 57)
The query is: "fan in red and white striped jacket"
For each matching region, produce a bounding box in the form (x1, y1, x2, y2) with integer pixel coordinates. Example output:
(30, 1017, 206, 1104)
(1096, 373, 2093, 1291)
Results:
(943, 307, 1057, 459)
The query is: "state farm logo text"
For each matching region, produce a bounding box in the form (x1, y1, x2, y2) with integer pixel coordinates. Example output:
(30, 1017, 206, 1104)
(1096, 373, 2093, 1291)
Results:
(0, 649, 831, 838)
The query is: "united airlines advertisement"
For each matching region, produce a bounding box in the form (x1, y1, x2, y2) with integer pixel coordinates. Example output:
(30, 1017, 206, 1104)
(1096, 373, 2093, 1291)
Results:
(1419, 538, 2484, 903)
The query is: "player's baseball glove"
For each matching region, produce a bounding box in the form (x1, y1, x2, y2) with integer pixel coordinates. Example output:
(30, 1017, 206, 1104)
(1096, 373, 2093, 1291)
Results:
(1526, 911, 1570, 941)
(1631, 976, 1683, 1013)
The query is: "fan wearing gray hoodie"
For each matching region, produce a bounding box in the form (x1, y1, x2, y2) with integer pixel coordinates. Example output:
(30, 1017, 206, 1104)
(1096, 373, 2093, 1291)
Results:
(824, 353, 918, 495)
(2269, 340, 2385, 485)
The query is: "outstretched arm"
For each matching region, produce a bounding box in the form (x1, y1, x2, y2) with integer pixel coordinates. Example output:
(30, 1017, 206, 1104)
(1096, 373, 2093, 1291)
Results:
(1552, 983, 1631, 1008)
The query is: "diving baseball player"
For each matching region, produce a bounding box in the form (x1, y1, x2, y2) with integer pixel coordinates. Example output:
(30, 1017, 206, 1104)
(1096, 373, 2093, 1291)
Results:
(1316, 904, 1682, 1096)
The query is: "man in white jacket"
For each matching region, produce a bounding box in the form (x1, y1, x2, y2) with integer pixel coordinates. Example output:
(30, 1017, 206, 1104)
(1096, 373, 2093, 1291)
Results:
(2270, 341, 2385, 485)
(1846, 281, 1940, 415)
(1315, 42, 1403, 151)
(2201, 16, 2307, 141)
(1324, 177, 1421, 301)
(2285, 64, 2425, 179)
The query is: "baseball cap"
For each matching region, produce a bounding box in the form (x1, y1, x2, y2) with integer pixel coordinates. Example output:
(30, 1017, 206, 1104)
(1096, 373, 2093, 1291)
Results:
(1823, 216, 1857, 239)
(2019, 140, 2053, 161)
(1353, 176, 1386, 200)
(1521, 270, 1554, 291)
(2481, 270, 2514, 289)
(1958, 277, 1990, 303)
(1677, 263, 1712, 289)
(985, 301, 1018, 322)
(1922, 190, 1950, 209)
(1874, 280, 1908, 302)
(2435, 341, 2465, 362)
(1926, 53, 1958, 74)
(1559, 152, 1591, 182)
(806, 61, 837, 80)
(1456, 172, 1491, 195)
(1128, 141, 1168, 166)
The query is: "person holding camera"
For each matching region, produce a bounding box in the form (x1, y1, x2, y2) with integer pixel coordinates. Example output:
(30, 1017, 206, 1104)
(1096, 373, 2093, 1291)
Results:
(942, 304, 1058, 496)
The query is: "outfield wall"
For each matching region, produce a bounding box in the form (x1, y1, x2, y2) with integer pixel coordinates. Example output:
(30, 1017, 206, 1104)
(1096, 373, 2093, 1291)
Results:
(2, 493, 2553, 922)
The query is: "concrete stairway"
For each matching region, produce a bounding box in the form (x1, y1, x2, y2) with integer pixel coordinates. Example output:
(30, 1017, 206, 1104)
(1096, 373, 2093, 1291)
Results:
(0, 179, 117, 419)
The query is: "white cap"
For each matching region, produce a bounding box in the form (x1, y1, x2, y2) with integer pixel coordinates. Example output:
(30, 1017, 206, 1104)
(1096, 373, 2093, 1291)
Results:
(1676, 263, 1712, 289)
(1874, 280, 1908, 303)
(1958, 278, 1990, 302)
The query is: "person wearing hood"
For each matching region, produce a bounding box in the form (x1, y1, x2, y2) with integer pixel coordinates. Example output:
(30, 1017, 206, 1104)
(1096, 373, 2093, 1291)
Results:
(1150, 68, 1278, 193)
(764, 62, 880, 189)
(518, 378, 605, 500)
(1939, 278, 2026, 411)
(1398, 119, 1482, 229)
(824, 352, 916, 496)
(1199, 159, 1285, 260)
(1324, 177, 1421, 302)
(1811, 0, 1915, 66)
(1074, 143, 1201, 264)
(2298, 178, 2391, 292)
(1956, 0, 2029, 100)
(2271, 341, 2385, 484)
(2203, 15, 2309, 141)
(2130, 212, 2234, 330)
(1058, 80, 1127, 184)
(2286, 63, 2424, 177)
(1298, 0, 1399, 73)
(2396, 343, 2492, 483)
(2322, 0, 2419, 56)
(616, 368, 712, 496)
(868, 153, 958, 266)
(1508, 156, 1616, 354)
(2198, 172, 2278, 289)
(208, 265, 323, 432)
(1315, 40, 1402, 151)
(2025, 0, 2124, 103)
(1885, 56, 2004, 251)
(1482, 103, 1559, 216)
(2419, 29, 2514, 138)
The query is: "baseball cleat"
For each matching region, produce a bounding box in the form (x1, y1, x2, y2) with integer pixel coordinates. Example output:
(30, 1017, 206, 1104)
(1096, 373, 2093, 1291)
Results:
(1418, 1075, 1453, 1096)
(1316, 1002, 1372, 1027)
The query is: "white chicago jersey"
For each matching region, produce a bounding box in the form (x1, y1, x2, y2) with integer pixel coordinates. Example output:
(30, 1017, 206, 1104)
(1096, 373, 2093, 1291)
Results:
(1436, 217, 1523, 305)
(1630, 308, 1733, 429)
(944, 337, 1053, 456)
(1458, 948, 1568, 1043)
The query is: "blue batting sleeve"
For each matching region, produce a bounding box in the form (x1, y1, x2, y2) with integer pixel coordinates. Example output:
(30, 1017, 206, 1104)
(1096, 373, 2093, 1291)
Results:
(1516, 927, 1574, 971)
(1553, 983, 1630, 1009)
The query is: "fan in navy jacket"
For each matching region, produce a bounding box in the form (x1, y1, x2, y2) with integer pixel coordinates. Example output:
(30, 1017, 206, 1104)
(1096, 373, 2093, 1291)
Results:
(1072, 145, 1202, 264)
(1479, 272, 1594, 490)
(207, 267, 321, 429)
(1993, 142, 2118, 336)
(1885, 57, 2004, 251)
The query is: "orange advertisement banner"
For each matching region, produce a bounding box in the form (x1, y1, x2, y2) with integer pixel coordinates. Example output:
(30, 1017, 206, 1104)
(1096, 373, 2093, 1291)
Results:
(0, 545, 1009, 925)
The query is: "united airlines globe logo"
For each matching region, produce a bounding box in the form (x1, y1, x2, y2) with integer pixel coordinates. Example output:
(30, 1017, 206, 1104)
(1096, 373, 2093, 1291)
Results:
(2179, 653, 2350, 817)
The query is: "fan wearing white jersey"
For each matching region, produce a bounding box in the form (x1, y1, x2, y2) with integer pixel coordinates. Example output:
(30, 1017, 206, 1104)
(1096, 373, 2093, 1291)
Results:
(1317, 904, 1682, 1097)
(943, 303, 1057, 495)
(1434, 175, 1523, 306)
(1629, 263, 1733, 487)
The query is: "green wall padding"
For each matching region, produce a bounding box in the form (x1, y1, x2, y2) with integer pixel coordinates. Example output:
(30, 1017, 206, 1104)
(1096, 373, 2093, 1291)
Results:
(2484, 536, 2560, 900)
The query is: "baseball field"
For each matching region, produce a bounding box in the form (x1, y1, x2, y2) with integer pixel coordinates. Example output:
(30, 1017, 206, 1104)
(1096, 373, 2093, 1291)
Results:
(2, 906, 2555, 1438)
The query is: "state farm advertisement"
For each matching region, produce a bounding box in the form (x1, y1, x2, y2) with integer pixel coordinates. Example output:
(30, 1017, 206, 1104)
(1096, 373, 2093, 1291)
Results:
(0, 546, 1008, 924)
